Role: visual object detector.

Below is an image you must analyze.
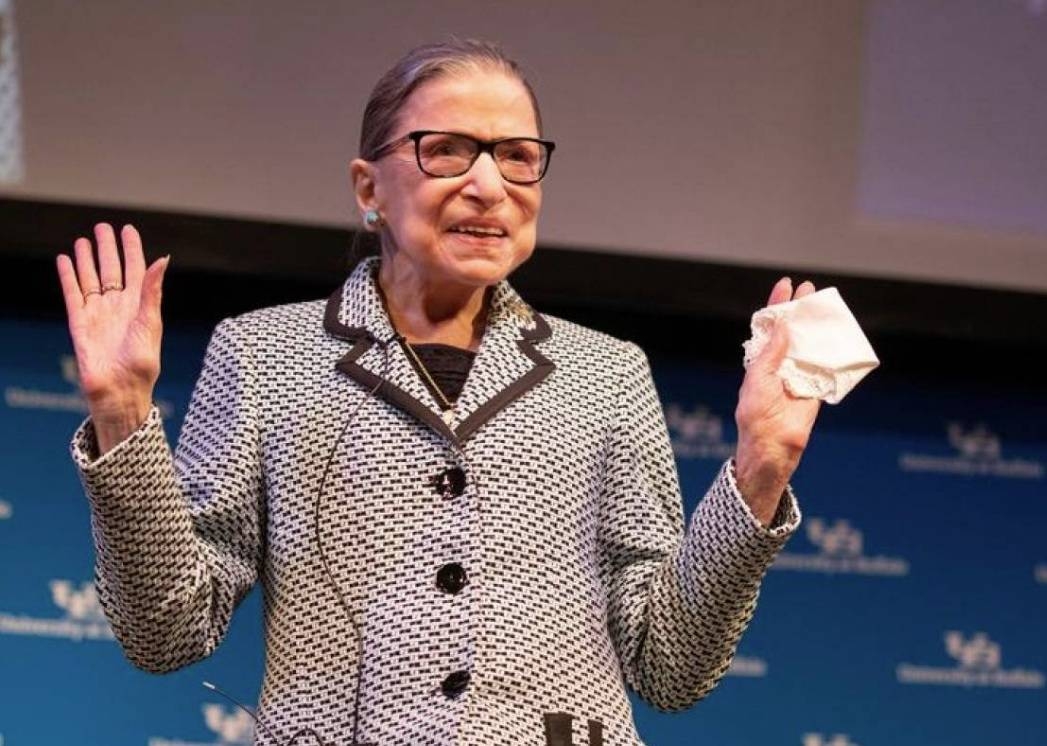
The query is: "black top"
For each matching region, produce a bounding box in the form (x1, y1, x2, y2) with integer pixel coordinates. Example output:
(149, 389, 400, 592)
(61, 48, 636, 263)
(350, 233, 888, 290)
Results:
(409, 343, 476, 404)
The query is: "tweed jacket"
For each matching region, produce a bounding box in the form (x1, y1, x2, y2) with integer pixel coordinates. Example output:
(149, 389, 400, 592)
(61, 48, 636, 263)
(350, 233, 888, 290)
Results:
(71, 257, 800, 746)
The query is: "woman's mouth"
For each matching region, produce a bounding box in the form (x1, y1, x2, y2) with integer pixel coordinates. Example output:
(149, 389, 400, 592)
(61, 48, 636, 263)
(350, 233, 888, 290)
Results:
(447, 221, 508, 239)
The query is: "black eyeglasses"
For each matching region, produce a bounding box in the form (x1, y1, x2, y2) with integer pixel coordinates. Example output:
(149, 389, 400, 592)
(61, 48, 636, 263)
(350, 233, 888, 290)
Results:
(371, 130, 556, 184)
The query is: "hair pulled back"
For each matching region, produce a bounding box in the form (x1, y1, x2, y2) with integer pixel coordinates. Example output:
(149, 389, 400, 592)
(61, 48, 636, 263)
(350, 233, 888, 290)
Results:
(358, 39, 543, 160)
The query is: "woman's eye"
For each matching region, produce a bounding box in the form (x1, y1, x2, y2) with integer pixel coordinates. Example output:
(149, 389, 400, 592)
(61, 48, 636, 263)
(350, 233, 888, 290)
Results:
(425, 141, 455, 156)
(425, 138, 471, 159)
(504, 146, 536, 163)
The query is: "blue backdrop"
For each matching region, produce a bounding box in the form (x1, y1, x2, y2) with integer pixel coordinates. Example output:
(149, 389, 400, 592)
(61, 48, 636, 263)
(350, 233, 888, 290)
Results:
(1, 315, 1044, 746)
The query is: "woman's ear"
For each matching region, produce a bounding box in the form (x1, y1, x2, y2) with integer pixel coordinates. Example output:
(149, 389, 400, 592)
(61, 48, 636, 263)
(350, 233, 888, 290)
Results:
(350, 158, 379, 221)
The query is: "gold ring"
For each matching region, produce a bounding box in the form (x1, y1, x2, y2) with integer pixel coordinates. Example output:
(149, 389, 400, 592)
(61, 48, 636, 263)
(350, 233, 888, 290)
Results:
(101, 283, 123, 293)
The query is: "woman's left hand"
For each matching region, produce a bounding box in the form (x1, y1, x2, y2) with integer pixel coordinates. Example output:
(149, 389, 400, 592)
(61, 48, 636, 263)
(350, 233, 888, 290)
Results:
(733, 277, 821, 526)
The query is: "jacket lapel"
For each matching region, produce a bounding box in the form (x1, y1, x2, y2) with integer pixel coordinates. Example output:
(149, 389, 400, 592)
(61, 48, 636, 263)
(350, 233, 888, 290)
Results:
(323, 258, 458, 443)
(451, 280, 554, 442)
(322, 258, 555, 447)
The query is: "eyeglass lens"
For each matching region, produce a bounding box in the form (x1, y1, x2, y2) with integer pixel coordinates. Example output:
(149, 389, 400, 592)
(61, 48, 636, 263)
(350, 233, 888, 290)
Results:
(416, 133, 548, 183)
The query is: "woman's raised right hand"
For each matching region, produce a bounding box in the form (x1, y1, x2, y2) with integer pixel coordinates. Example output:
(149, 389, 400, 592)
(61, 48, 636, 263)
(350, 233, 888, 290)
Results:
(56, 223, 170, 453)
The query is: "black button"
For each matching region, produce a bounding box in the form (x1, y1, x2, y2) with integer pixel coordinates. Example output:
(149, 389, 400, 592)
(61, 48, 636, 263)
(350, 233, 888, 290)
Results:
(432, 467, 466, 498)
(441, 670, 470, 698)
(436, 563, 467, 594)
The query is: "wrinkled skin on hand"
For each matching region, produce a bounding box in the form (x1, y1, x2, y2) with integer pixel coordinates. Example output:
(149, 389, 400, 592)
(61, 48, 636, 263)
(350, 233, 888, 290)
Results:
(733, 277, 821, 526)
(56, 223, 169, 453)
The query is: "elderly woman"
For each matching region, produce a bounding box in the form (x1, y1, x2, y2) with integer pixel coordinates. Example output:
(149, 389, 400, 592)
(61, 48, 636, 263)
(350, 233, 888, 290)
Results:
(57, 40, 818, 746)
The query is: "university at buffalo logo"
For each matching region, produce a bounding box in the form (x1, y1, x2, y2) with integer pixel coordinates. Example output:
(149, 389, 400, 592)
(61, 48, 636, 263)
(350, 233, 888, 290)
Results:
(203, 705, 254, 744)
(0, 578, 114, 641)
(807, 518, 863, 556)
(148, 703, 255, 746)
(4, 355, 173, 417)
(897, 630, 1044, 689)
(727, 654, 768, 677)
(49, 580, 107, 622)
(773, 516, 909, 577)
(945, 631, 1000, 670)
(946, 423, 1000, 460)
(899, 421, 1043, 479)
(803, 734, 860, 746)
(665, 403, 734, 460)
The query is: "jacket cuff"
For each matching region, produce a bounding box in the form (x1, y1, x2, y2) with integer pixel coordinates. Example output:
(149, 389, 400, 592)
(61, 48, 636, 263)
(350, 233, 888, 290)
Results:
(719, 458, 801, 541)
(677, 460, 800, 610)
(70, 405, 162, 470)
(69, 406, 172, 519)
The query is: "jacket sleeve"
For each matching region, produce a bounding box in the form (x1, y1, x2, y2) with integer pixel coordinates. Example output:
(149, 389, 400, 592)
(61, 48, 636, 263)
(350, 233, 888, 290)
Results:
(69, 317, 265, 673)
(598, 342, 800, 711)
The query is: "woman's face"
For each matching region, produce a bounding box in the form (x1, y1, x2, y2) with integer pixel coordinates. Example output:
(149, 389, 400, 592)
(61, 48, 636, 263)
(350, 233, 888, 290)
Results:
(354, 68, 543, 289)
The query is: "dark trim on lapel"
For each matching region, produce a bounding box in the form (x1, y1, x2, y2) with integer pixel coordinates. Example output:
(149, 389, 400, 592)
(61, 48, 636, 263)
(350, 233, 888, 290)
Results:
(454, 336, 554, 443)
(324, 279, 558, 447)
(334, 343, 460, 445)
(325, 286, 461, 445)
(323, 286, 369, 342)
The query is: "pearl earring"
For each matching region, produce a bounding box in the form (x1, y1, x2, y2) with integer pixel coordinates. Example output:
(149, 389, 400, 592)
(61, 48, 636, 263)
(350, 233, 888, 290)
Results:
(364, 209, 383, 228)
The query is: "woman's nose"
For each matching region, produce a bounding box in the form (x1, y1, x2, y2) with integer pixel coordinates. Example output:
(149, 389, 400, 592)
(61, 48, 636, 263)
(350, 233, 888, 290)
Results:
(461, 152, 508, 206)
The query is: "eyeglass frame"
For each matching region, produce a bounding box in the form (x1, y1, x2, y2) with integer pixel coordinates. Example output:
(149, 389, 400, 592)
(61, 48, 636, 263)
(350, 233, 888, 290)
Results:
(369, 129, 557, 185)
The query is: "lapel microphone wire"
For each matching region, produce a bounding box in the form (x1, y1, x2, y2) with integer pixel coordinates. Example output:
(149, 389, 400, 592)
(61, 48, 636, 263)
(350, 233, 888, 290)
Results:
(310, 333, 398, 746)
(204, 332, 397, 746)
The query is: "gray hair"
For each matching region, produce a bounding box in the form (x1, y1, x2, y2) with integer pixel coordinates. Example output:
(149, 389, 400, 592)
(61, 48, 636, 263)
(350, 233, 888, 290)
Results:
(358, 39, 543, 160)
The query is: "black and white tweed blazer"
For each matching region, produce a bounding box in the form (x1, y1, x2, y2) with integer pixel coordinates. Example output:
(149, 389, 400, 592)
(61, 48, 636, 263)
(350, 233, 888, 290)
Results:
(71, 257, 800, 746)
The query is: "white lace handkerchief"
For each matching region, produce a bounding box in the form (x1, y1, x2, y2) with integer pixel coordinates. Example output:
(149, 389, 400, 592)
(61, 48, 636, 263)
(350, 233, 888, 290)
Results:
(742, 287, 879, 404)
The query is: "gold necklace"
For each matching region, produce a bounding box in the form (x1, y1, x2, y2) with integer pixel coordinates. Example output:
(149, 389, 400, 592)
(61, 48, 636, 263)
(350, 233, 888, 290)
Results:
(374, 278, 479, 427)
(400, 338, 457, 425)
